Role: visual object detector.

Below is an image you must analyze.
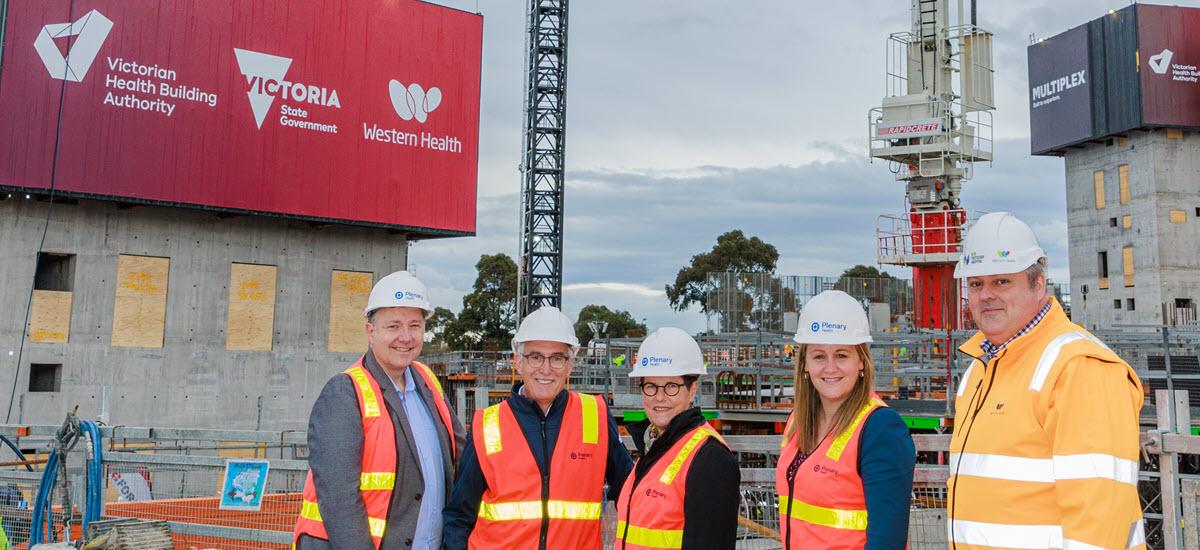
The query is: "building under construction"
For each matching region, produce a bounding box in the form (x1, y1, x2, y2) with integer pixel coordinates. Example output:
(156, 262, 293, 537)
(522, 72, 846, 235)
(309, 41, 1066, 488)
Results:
(1029, 4, 1200, 331)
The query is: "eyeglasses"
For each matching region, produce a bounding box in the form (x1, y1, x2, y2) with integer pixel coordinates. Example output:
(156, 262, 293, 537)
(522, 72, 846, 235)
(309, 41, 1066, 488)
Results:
(640, 382, 686, 397)
(521, 352, 571, 370)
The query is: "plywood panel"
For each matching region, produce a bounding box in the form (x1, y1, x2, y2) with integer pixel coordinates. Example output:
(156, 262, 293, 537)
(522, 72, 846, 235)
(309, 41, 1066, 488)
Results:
(328, 270, 373, 353)
(112, 255, 170, 348)
(1170, 210, 1187, 224)
(226, 263, 277, 351)
(1122, 247, 1135, 288)
(1093, 171, 1106, 209)
(28, 290, 71, 343)
(1118, 164, 1130, 205)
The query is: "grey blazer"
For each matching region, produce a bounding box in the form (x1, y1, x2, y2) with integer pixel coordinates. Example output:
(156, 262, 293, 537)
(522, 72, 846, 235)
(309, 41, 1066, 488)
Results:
(300, 351, 465, 550)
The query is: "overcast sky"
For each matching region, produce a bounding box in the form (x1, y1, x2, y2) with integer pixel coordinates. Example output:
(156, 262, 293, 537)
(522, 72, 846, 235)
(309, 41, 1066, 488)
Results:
(408, 0, 1196, 334)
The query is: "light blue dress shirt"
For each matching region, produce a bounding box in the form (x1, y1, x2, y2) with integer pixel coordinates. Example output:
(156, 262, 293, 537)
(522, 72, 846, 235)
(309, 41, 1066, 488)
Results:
(391, 366, 445, 550)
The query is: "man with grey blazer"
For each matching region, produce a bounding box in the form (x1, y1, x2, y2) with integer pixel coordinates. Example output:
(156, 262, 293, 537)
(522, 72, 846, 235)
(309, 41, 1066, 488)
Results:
(294, 271, 465, 550)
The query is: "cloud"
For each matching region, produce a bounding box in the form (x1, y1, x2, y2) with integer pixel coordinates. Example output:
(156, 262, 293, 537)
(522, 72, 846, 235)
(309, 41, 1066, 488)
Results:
(410, 0, 1186, 336)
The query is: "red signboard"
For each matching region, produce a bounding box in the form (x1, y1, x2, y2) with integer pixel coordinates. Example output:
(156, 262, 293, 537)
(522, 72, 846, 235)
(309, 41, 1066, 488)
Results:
(1138, 4, 1200, 128)
(0, 1, 481, 235)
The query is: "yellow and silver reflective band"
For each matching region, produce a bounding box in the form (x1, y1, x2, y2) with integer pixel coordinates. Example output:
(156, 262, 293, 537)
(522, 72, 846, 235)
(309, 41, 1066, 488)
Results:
(414, 362, 445, 397)
(478, 499, 603, 521)
(360, 472, 396, 491)
(1029, 331, 1112, 391)
(346, 367, 381, 418)
(949, 452, 1138, 486)
(825, 399, 881, 461)
(300, 499, 323, 522)
(659, 429, 715, 485)
(616, 520, 683, 549)
(581, 394, 599, 445)
(956, 360, 980, 397)
(778, 495, 867, 530)
(367, 516, 387, 538)
(482, 404, 503, 455)
(950, 518, 1145, 549)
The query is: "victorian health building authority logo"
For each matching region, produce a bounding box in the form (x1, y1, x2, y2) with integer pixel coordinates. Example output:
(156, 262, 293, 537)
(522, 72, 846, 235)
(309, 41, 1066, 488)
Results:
(1148, 48, 1199, 83)
(34, 9, 216, 117)
(233, 48, 342, 134)
(34, 9, 113, 82)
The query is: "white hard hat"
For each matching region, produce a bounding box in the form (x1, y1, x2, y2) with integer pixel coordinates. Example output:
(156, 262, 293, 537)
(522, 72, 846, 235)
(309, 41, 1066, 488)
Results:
(793, 290, 873, 345)
(512, 306, 579, 350)
(628, 327, 707, 378)
(364, 271, 434, 317)
(954, 212, 1045, 278)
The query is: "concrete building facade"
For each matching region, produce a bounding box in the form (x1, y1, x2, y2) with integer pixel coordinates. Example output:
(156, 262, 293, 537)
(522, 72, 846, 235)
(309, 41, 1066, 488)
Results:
(0, 196, 413, 430)
(1064, 129, 1200, 330)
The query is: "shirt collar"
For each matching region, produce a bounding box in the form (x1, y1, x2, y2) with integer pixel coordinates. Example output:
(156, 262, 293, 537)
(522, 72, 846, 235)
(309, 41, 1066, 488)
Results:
(391, 366, 417, 395)
(980, 299, 1052, 362)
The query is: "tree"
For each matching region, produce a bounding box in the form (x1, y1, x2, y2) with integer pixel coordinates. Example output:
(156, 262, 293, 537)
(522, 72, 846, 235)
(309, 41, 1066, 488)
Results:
(834, 264, 911, 319)
(424, 306, 456, 351)
(665, 230, 780, 314)
(574, 305, 647, 346)
(442, 253, 518, 350)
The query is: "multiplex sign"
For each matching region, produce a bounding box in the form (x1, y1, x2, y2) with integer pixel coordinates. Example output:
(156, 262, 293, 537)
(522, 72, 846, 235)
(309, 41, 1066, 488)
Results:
(0, 0, 482, 235)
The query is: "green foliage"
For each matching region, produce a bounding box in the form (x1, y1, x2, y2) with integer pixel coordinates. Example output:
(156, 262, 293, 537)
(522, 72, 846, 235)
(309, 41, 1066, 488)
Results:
(574, 305, 647, 346)
(442, 253, 518, 350)
(665, 230, 779, 314)
(424, 306, 456, 351)
(839, 265, 893, 279)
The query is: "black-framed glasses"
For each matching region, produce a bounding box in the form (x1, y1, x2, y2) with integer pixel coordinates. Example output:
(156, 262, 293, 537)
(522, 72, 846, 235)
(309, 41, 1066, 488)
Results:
(521, 352, 571, 370)
(640, 382, 685, 397)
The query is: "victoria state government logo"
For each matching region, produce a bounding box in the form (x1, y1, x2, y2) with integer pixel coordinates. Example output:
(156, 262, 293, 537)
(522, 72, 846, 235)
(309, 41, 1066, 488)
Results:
(233, 48, 341, 133)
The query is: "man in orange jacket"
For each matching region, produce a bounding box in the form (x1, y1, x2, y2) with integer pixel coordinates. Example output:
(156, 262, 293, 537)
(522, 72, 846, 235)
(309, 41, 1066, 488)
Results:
(947, 212, 1145, 549)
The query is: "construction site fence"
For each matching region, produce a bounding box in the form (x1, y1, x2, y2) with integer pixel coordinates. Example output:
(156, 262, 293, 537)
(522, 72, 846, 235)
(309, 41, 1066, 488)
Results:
(2, 396, 1200, 550)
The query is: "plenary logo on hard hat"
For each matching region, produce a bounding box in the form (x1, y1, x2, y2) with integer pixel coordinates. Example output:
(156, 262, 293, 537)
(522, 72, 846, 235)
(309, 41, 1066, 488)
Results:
(641, 356, 673, 368)
(394, 290, 424, 301)
(34, 9, 113, 82)
(810, 322, 820, 333)
(815, 322, 848, 333)
(389, 81, 442, 123)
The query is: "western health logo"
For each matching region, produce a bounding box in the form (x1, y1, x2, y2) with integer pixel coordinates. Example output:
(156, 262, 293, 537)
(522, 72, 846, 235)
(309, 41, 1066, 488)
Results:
(233, 48, 341, 130)
(1149, 49, 1173, 75)
(34, 9, 113, 82)
(389, 80, 442, 123)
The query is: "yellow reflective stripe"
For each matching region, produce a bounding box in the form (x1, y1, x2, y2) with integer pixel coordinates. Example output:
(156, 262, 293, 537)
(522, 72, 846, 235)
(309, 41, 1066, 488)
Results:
(482, 404, 503, 455)
(548, 500, 603, 520)
(659, 428, 715, 485)
(580, 393, 599, 445)
(825, 399, 882, 461)
(617, 520, 683, 549)
(778, 495, 867, 530)
(477, 500, 603, 521)
(360, 471, 396, 490)
(413, 361, 445, 397)
(367, 516, 386, 538)
(346, 367, 381, 418)
(300, 499, 322, 522)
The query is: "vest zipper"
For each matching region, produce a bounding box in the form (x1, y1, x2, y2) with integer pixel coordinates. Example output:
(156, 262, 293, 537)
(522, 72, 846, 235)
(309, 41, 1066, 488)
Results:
(539, 416, 550, 550)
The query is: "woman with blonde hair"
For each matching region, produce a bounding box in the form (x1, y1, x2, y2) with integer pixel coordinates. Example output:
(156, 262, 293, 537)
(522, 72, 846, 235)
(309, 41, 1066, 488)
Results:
(776, 290, 915, 549)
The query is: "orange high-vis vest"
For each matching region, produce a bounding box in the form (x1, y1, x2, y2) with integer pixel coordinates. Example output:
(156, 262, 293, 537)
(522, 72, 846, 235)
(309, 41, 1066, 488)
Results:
(294, 360, 456, 548)
(468, 391, 609, 550)
(948, 298, 1145, 549)
(614, 422, 727, 550)
(776, 397, 885, 549)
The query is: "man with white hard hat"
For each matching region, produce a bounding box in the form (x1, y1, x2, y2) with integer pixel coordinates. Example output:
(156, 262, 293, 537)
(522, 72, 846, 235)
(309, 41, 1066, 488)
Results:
(615, 327, 739, 549)
(443, 306, 633, 549)
(946, 212, 1145, 549)
(295, 271, 465, 550)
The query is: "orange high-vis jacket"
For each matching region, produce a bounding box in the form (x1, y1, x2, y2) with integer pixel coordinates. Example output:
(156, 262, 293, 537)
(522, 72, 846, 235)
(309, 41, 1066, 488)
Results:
(948, 298, 1145, 549)
(294, 360, 455, 548)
